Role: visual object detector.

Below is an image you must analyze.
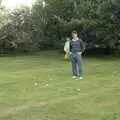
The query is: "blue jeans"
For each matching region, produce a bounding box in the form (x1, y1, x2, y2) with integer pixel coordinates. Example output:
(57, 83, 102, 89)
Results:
(71, 52, 83, 77)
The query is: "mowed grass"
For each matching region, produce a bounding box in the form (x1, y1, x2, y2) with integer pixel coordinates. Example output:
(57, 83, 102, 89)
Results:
(0, 52, 120, 120)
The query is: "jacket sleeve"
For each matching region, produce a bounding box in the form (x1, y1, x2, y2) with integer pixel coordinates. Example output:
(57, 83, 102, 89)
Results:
(64, 41, 67, 52)
(64, 41, 70, 53)
(80, 40, 86, 53)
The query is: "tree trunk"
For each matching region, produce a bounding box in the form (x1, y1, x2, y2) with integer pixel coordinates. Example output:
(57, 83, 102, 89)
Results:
(0, 0, 2, 6)
(56, 23, 61, 40)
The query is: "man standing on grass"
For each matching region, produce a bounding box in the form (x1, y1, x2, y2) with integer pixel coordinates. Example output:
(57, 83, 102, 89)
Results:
(70, 31, 85, 80)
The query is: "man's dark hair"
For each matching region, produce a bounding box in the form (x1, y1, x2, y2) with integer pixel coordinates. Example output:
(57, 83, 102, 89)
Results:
(72, 30, 78, 34)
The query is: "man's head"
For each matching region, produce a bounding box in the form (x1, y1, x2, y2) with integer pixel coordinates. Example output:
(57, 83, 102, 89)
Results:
(72, 30, 78, 39)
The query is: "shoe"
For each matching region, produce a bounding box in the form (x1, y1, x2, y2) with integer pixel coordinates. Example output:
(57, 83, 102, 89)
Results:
(79, 77, 83, 80)
(72, 76, 77, 79)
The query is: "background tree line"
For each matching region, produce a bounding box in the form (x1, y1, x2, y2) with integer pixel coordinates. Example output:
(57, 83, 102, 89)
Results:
(0, 0, 120, 55)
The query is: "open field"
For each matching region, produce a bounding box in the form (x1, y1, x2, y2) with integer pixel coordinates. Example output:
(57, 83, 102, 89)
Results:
(0, 52, 120, 120)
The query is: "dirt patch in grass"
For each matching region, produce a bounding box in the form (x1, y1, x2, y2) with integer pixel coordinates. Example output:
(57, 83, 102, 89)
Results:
(97, 100, 117, 107)
(0, 95, 82, 118)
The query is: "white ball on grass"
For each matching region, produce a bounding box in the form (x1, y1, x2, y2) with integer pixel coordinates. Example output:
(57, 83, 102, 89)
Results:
(34, 83, 38, 86)
(77, 89, 81, 91)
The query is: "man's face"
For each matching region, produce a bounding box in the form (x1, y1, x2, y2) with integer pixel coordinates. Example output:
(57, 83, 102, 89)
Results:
(72, 33, 78, 38)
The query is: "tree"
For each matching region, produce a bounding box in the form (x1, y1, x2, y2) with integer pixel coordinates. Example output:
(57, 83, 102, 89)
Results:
(44, 0, 120, 53)
(0, 0, 120, 54)
(0, 0, 2, 6)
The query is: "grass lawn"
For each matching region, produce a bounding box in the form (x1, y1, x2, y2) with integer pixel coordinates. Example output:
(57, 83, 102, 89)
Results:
(0, 51, 120, 120)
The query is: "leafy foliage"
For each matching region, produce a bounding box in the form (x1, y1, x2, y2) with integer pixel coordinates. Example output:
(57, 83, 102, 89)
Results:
(0, 0, 120, 54)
